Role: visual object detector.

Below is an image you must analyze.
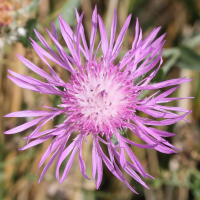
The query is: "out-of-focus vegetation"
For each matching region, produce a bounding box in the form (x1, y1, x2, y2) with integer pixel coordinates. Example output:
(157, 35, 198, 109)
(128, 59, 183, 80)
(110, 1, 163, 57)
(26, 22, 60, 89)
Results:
(1, 0, 200, 200)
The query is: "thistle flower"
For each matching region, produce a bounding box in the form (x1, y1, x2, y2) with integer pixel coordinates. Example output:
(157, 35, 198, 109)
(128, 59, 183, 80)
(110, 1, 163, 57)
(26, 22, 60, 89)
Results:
(4, 6, 192, 193)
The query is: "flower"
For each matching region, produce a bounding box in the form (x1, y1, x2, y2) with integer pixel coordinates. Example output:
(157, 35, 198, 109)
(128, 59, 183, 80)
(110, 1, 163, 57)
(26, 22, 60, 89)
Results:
(0, 0, 13, 26)
(0, 0, 36, 49)
(4, 6, 192, 193)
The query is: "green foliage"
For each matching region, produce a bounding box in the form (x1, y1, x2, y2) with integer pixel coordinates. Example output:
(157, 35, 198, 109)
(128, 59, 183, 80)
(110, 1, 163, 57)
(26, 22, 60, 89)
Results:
(118, 127, 128, 138)
(111, 134, 118, 145)
(28, 0, 41, 12)
(151, 68, 164, 83)
(18, 18, 38, 48)
(134, 75, 145, 85)
(111, 128, 128, 145)
(192, 177, 200, 200)
(54, 0, 81, 34)
(16, 0, 40, 14)
(177, 46, 200, 72)
(162, 48, 181, 75)
(162, 45, 200, 73)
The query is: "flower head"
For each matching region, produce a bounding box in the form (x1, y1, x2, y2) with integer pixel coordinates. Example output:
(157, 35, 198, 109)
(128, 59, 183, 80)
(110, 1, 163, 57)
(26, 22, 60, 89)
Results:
(5, 6, 192, 193)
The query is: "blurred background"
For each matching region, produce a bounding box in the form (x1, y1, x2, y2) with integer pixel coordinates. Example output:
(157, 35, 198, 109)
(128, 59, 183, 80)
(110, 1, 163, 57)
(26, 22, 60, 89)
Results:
(1, 0, 200, 199)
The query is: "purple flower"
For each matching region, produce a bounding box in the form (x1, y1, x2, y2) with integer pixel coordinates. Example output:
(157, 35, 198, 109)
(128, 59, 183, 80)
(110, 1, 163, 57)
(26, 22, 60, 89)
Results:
(4, 6, 192, 193)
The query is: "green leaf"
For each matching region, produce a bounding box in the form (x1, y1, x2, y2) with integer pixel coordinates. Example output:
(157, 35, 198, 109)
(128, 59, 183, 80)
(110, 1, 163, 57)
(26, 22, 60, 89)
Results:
(54, 0, 81, 34)
(118, 128, 128, 138)
(16, 0, 40, 13)
(162, 48, 181, 75)
(151, 68, 164, 83)
(111, 134, 118, 145)
(182, 34, 200, 49)
(18, 18, 38, 48)
(111, 128, 128, 145)
(28, 0, 41, 12)
(138, 90, 149, 99)
(177, 46, 200, 72)
(134, 75, 145, 85)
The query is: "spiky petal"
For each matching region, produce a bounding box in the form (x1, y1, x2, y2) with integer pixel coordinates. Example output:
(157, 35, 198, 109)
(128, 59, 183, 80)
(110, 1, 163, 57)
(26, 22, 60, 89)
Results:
(4, 6, 192, 193)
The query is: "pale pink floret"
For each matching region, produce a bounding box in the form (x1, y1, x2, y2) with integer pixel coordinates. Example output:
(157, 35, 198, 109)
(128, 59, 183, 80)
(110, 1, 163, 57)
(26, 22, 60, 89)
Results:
(4, 6, 192, 193)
